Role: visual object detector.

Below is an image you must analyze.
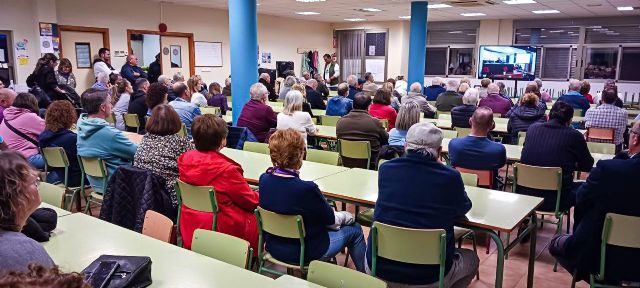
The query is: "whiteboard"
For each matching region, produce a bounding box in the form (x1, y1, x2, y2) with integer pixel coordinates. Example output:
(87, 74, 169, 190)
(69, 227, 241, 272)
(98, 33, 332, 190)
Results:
(365, 58, 386, 82)
(195, 41, 222, 67)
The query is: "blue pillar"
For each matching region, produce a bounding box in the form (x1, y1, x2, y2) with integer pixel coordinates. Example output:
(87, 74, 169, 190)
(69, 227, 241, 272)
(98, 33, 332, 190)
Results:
(229, 0, 258, 125)
(407, 1, 428, 90)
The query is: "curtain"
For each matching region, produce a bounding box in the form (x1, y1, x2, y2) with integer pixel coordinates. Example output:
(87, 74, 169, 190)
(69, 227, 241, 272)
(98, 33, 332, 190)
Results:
(338, 30, 364, 80)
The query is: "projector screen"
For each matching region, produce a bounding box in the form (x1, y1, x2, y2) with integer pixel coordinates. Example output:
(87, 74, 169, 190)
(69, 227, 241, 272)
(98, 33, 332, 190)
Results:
(478, 45, 537, 81)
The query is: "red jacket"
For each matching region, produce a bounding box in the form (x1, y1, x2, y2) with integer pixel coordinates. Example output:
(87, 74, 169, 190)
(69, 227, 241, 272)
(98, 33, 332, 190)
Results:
(177, 149, 259, 251)
(369, 103, 397, 131)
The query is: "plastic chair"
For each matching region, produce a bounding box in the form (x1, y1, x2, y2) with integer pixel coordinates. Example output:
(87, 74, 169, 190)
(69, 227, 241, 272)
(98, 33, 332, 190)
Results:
(587, 213, 640, 288)
(105, 112, 117, 126)
(338, 139, 371, 169)
(306, 149, 341, 166)
(371, 222, 447, 288)
(200, 106, 221, 115)
(142, 210, 174, 243)
(460, 172, 479, 187)
(442, 129, 458, 139)
(517, 131, 527, 146)
(586, 127, 615, 143)
(307, 260, 387, 288)
(176, 123, 187, 137)
(587, 142, 616, 155)
(455, 167, 493, 188)
(123, 113, 141, 133)
(573, 108, 583, 117)
(77, 156, 108, 215)
(175, 180, 218, 247)
(455, 127, 471, 138)
(512, 163, 566, 271)
(255, 206, 307, 276)
(38, 182, 66, 209)
(270, 102, 284, 107)
(320, 115, 341, 127)
(192, 229, 253, 269)
(243, 142, 270, 155)
(41, 147, 82, 211)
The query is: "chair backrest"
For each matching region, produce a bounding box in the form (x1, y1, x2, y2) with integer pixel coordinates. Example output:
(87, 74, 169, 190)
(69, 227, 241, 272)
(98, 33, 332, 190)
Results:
(176, 180, 218, 213)
(38, 182, 66, 208)
(460, 172, 479, 187)
(306, 149, 341, 166)
(442, 129, 458, 139)
(587, 127, 615, 143)
(597, 213, 640, 282)
(573, 108, 583, 117)
(307, 261, 387, 288)
(517, 131, 527, 146)
(320, 115, 341, 127)
(587, 142, 616, 155)
(255, 206, 305, 239)
(42, 147, 69, 168)
(200, 106, 221, 115)
(142, 210, 174, 243)
(243, 142, 270, 155)
(78, 156, 107, 178)
(123, 113, 140, 128)
(371, 222, 446, 282)
(176, 123, 187, 137)
(270, 102, 284, 107)
(192, 229, 251, 269)
(455, 127, 471, 138)
(338, 139, 371, 168)
(105, 112, 116, 125)
(455, 167, 492, 187)
(513, 163, 562, 191)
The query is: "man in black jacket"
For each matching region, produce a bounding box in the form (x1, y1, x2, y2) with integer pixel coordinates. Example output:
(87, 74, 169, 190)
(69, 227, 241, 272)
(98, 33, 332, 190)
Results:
(258, 73, 277, 101)
(314, 74, 330, 100)
(127, 78, 150, 133)
(304, 79, 326, 110)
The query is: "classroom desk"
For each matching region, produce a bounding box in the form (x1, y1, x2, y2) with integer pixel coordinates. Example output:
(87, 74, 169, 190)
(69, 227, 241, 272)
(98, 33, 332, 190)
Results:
(220, 148, 349, 184)
(314, 168, 543, 288)
(39, 202, 72, 217)
(314, 125, 337, 140)
(269, 105, 326, 116)
(44, 213, 274, 287)
(273, 275, 325, 288)
(222, 114, 232, 122)
(123, 131, 143, 145)
(425, 119, 509, 133)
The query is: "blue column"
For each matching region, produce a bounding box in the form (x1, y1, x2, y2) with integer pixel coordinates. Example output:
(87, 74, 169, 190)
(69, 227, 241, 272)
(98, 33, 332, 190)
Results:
(229, 0, 258, 124)
(407, 1, 428, 90)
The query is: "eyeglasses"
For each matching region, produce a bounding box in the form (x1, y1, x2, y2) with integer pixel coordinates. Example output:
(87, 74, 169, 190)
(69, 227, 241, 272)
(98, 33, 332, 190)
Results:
(631, 129, 640, 136)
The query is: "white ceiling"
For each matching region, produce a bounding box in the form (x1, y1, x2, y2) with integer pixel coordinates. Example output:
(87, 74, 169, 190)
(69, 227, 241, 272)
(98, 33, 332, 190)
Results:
(154, 0, 640, 22)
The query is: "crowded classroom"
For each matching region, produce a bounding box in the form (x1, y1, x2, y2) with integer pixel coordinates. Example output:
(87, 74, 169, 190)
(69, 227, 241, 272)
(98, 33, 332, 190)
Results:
(1, 0, 640, 287)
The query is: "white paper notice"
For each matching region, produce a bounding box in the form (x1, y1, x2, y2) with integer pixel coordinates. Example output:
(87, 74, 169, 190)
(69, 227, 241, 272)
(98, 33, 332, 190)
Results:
(40, 36, 54, 53)
(368, 45, 376, 56)
(0, 49, 5, 62)
(365, 59, 386, 82)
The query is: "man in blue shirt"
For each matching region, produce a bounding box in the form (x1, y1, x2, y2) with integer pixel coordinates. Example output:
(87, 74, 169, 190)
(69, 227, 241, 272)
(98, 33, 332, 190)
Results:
(557, 79, 590, 116)
(346, 75, 360, 101)
(424, 77, 446, 101)
(120, 54, 148, 84)
(325, 83, 353, 117)
(368, 122, 478, 287)
(168, 82, 201, 138)
(448, 107, 506, 189)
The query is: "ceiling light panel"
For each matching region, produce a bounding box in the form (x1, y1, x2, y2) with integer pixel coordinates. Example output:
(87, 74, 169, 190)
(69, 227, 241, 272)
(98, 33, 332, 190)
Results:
(461, 13, 486, 16)
(296, 11, 320, 15)
(503, 0, 536, 4)
(428, 4, 452, 9)
(532, 10, 560, 14)
(344, 18, 366, 22)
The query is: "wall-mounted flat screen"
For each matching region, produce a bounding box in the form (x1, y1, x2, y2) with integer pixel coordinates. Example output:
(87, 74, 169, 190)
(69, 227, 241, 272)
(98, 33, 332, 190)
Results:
(478, 45, 537, 81)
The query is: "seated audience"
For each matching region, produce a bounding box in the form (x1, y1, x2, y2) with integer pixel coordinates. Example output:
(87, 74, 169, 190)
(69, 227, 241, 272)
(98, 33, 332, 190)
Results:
(259, 73, 277, 102)
(134, 105, 193, 207)
(362, 72, 378, 97)
(451, 88, 479, 129)
(188, 75, 207, 107)
(550, 120, 640, 284)
(523, 83, 548, 112)
(496, 82, 506, 98)
(38, 100, 81, 186)
(314, 74, 330, 99)
(478, 78, 491, 99)
(292, 83, 315, 117)
(237, 83, 277, 143)
(402, 82, 436, 118)
(113, 79, 132, 131)
(259, 129, 365, 271)
(127, 78, 150, 132)
(584, 88, 628, 153)
(223, 77, 232, 97)
(277, 90, 317, 145)
(0, 93, 45, 169)
(479, 83, 512, 117)
(506, 93, 546, 143)
(580, 80, 594, 104)
(120, 54, 147, 84)
(534, 78, 551, 103)
(157, 75, 175, 101)
(169, 82, 202, 138)
(278, 76, 296, 101)
(145, 82, 169, 114)
(347, 75, 359, 101)
(77, 89, 138, 191)
(55, 58, 76, 89)
(173, 72, 185, 85)
(325, 83, 353, 117)
(305, 79, 326, 110)
(449, 107, 506, 188)
(518, 101, 594, 212)
(394, 76, 408, 95)
(0, 151, 55, 275)
(0, 88, 17, 124)
(178, 114, 259, 250)
(382, 82, 401, 111)
(436, 79, 463, 112)
(557, 79, 590, 116)
(336, 93, 388, 168)
(207, 82, 228, 115)
(367, 122, 478, 287)
(91, 72, 110, 92)
(388, 102, 421, 146)
(457, 82, 470, 95)
(369, 88, 397, 131)
(424, 77, 446, 101)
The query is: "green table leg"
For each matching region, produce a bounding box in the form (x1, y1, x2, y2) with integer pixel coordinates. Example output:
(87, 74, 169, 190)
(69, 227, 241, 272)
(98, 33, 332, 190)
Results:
(527, 214, 538, 288)
(485, 230, 505, 288)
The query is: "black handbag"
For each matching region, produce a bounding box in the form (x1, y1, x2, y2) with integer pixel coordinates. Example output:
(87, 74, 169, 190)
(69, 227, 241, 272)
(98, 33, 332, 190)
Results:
(82, 255, 152, 288)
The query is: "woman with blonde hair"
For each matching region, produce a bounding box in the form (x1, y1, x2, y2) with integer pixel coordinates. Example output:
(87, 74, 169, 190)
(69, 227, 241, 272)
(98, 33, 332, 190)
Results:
(457, 82, 470, 94)
(187, 75, 207, 107)
(277, 90, 317, 145)
(113, 79, 132, 130)
(291, 83, 314, 117)
(388, 102, 421, 146)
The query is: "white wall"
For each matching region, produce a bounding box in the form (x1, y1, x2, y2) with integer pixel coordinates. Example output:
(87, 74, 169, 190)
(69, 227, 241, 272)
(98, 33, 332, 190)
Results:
(0, 0, 43, 83)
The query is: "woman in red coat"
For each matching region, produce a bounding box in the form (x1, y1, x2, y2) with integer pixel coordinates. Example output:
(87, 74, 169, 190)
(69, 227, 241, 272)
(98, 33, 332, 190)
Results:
(178, 114, 259, 250)
(369, 88, 397, 131)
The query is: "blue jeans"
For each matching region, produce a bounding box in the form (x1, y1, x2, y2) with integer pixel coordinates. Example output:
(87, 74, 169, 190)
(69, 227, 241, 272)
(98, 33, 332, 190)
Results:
(321, 223, 366, 272)
(28, 154, 45, 170)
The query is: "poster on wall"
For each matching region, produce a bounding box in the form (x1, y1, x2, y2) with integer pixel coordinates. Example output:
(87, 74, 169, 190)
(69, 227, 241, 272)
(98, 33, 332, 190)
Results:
(40, 36, 54, 53)
(261, 52, 271, 64)
(15, 39, 29, 65)
(194, 41, 222, 67)
(39, 22, 60, 54)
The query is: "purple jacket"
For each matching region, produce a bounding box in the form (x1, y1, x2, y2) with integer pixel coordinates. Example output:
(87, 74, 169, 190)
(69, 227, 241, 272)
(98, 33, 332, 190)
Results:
(236, 100, 277, 143)
(207, 93, 229, 115)
(479, 93, 512, 117)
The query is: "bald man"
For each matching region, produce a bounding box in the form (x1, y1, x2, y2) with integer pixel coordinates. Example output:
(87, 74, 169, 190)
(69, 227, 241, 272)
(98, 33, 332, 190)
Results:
(258, 73, 277, 101)
(120, 54, 147, 84)
(448, 107, 506, 189)
(0, 88, 17, 123)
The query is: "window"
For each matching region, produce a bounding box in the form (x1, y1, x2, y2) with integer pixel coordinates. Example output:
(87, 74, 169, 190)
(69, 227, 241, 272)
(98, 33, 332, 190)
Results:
(425, 47, 447, 76)
(427, 29, 477, 45)
(541, 47, 571, 79)
(620, 47, 640, 81)
(448, 48, 474, 76)
(515, 27, 580, 45)
(583, 47, 618, 80)
(586, 25, 640, 44)
(336, 29, 388, 82)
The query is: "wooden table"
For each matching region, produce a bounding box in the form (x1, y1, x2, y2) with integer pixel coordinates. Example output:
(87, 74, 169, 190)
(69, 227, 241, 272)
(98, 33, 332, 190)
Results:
(44, 213, 274, 287)
(39, 202, 72, 217)
(220, 148, 349, 184)
(273, 275, 325, 288)
(314, 168, 543, 288)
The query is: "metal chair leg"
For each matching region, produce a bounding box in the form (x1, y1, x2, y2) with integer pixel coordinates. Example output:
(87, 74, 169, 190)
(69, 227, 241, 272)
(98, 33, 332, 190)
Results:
(566, 209, 571, 234)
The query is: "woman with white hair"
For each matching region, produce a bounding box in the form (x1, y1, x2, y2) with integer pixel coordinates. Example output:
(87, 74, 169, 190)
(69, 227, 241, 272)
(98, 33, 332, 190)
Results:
(451, 88, 479, 128)
(91, 71, 111, 93)
(278, 76, 297, 101)
(276, 90, 317, 145)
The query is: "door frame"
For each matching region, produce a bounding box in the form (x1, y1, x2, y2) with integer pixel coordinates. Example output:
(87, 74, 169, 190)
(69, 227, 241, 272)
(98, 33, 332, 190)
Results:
(58, 25, 110, 59)
(126, 29, 195, 76)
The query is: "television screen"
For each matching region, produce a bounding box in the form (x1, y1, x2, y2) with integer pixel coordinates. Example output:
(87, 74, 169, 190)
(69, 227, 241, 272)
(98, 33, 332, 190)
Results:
(478, 46, 537, 81)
